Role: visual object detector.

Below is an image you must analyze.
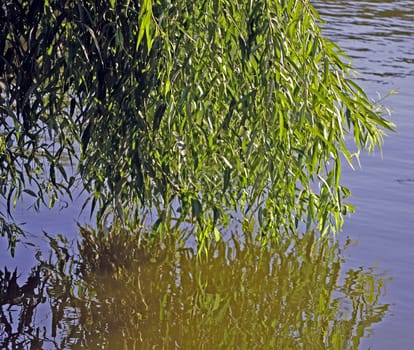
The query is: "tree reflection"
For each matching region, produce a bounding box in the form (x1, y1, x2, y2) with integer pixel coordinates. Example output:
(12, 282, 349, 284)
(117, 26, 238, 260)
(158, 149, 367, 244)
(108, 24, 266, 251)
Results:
(0, 265, 46, 349)
(0, 228, 389, 349)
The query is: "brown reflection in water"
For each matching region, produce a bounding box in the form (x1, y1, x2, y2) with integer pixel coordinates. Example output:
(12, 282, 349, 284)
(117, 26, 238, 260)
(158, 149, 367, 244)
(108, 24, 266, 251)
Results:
(1, 228, 389, 349)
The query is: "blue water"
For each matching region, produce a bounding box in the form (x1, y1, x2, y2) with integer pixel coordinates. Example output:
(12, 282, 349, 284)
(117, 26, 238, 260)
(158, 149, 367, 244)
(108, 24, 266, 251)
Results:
(313, 1, 414, 348)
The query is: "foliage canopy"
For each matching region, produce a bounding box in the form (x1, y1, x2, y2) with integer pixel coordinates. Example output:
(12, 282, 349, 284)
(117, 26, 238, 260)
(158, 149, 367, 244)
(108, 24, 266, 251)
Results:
(0, 0, 393, 252)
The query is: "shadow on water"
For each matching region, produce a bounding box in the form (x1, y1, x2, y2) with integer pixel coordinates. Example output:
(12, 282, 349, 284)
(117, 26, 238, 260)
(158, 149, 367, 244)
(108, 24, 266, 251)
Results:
(0, 227, 390, 349)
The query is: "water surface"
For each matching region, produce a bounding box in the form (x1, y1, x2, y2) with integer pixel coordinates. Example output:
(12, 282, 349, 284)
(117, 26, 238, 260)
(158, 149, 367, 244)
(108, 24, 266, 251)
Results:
(1, 230, 389, 349)
(313, 1, 414, 349)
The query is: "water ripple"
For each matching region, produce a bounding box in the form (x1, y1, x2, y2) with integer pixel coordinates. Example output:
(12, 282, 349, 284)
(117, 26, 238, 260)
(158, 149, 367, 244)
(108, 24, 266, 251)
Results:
(312, 0, 414, 82)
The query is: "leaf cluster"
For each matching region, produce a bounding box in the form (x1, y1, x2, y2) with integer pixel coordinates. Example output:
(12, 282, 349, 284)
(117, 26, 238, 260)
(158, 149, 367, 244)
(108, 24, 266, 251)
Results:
(0, 0, 394, 247)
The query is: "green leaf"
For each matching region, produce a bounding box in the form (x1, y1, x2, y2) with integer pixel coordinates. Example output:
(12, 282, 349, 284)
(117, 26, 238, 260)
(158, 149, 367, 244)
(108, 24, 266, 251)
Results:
(213, 227, 221, 242)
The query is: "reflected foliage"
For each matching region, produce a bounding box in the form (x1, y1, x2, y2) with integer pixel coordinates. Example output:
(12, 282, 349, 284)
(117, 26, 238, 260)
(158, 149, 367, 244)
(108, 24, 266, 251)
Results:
(1, 228, 389, 349)
(0, 265, 46, 349)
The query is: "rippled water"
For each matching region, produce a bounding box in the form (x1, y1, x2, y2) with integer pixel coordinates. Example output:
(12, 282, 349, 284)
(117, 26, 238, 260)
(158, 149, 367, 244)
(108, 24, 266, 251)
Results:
(313, 1, 414, 349)
(315, 0, 414, 81)
(0, 229, 390, 349)
(1, 1, 413, 349)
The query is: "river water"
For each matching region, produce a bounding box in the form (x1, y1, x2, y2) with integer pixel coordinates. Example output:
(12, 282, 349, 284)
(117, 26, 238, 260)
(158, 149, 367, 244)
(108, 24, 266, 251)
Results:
(1, 1, 413, 349)
(313, 0, 414, 349)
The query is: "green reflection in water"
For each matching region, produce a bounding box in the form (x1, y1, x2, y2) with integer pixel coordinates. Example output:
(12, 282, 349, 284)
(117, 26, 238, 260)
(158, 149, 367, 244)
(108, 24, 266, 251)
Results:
(1, 228, 389, 349)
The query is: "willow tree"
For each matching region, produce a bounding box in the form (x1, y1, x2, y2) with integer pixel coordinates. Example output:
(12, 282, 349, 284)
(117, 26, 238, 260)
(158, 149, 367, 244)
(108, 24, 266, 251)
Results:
(0, 0, 393, 252)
